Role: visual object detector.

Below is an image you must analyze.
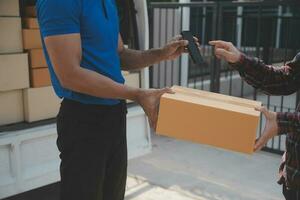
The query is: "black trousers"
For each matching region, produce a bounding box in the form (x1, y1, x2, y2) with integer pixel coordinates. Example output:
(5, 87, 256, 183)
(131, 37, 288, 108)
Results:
(56, 99, 128, 200)
(283, 184, 300, 200)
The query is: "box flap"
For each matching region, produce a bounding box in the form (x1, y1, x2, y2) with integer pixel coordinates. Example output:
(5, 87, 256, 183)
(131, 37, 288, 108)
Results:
(162, 86, 262, 116)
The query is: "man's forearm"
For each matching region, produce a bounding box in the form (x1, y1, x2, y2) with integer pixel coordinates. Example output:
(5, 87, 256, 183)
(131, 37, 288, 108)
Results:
(61, 66, 141, 101)
(120, 48, 166, 70)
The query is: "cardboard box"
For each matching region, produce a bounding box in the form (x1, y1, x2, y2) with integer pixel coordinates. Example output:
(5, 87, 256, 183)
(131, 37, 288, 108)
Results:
(0, 17, 23, 53)
(0, 53, 30, 91)
(23, 87, 61, 122)
(122, 71, 130, 76)
(23, 18, 39, 29)
(156, 86, 262, 154)
(30, 67, 51, 88)
(124, 73, 140, 88)
(0, 0, 20, 16)
(25, 6, 37, 17)
(29, 49, 47, 68)
(0, 90, 24, 126)
(22, 29, 42, 50)
(124, 72, 140, 103)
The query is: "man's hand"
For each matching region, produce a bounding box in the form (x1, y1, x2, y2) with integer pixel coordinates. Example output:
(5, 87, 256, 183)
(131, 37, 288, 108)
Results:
(254, 106, 279, 152)
(209, 40, 241, 63)
(118, 34, 200, 70)
(136, 88, 174, 130)
(161, 35, 200, 61)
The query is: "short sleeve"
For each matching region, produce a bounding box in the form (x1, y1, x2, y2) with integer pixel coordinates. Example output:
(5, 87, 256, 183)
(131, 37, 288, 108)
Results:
(37, 0, 81, 37)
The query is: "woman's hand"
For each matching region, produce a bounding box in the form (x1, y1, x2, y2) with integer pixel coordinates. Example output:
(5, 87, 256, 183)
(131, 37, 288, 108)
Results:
(209, 40, 241, 63)
(254, 106, 279, 152)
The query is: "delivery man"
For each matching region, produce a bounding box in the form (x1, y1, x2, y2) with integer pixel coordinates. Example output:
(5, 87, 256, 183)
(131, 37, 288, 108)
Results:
(36, 0, 197, 199)
(210, 40, 300, 200)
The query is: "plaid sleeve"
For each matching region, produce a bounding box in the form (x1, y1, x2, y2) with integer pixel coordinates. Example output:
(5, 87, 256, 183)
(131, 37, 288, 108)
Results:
(230, 53, 300, 96)
(277, 112, 300, 135)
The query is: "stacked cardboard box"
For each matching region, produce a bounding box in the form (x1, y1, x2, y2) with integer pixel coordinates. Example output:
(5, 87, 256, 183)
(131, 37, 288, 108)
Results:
(122, 71, 141, 103)
(21, 6, 60, 123)
(23, 87, 61, 122)
(0, 0, 29, 125)
(22, 6, 51, 88)
(122, 44, 141, 97)
(121, 45, 141, 93)
(0, 0, 20, 17)
(123, 71, 140, 88)
(0, 54, 29, 91)
(0, 90, 24, 126)
(0, 17, 23, 54)
(0, 4, 142, 126)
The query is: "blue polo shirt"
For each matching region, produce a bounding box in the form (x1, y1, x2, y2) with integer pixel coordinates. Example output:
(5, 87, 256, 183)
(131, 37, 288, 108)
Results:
(36, 0, 124, 105)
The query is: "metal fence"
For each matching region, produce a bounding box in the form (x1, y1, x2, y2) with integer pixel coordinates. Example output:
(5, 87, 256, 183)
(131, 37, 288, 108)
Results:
(149, 0, 300, 154)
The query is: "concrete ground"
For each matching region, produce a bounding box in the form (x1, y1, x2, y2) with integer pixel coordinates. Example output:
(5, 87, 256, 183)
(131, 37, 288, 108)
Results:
(126, 134, 283, 200)
(5, 134, 283, 200)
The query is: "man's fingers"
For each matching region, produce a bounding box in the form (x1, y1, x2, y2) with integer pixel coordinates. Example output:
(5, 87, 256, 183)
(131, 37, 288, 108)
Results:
(147, 87, 175, 130)
(159, 87, 175, 95)
(176, 46, 186, 55)
(176, 35, 199, 44)
(149, 104, 160, 130)
(170, 40, 189, 48)
(174, 35, 183, 41)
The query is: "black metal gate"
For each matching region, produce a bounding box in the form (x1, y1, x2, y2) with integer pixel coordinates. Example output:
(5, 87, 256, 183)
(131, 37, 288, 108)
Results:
(149, 0, 300, 154)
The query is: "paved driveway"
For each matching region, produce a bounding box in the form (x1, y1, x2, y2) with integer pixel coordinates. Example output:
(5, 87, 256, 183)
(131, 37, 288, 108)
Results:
(4, 134, 283, 200)
(127, 134, 283, 200)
